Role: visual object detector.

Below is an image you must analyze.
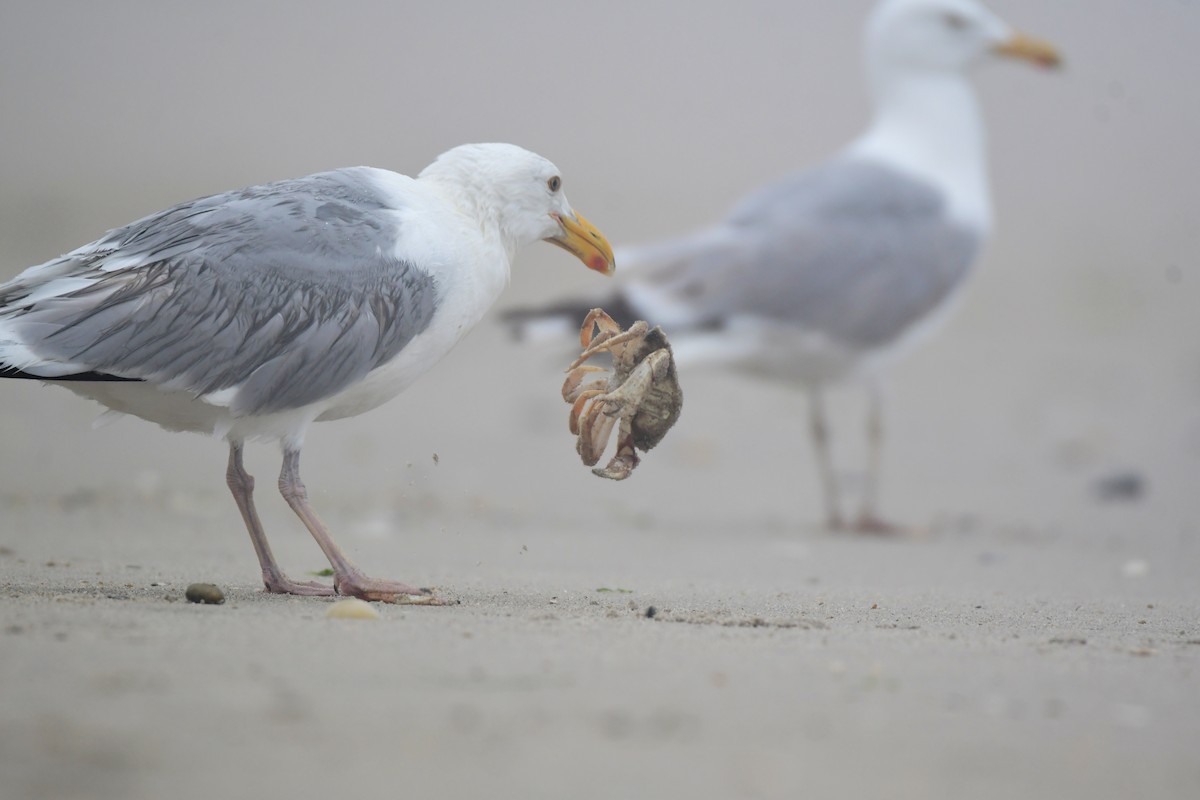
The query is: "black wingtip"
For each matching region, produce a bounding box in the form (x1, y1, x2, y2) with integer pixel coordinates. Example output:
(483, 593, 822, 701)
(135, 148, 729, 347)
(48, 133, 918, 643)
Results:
(0, 365, 141, 382)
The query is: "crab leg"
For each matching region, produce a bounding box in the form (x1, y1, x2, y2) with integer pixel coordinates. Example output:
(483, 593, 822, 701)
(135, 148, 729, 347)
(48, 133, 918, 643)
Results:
(562, 365, 606, 402)
(567, 340, 615, 370)
(577, 408, 619, 466)
(569, 389, 607, 434)
(564, 378, 609, 405)
(579, 308, 621, 348)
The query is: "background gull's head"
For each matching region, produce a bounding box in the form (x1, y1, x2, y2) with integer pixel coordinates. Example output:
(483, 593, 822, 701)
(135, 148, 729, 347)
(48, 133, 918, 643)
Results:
(866, 0, 1060, 75)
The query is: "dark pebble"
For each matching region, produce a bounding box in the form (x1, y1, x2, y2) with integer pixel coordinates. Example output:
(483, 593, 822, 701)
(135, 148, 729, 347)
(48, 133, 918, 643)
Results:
(645, 606, 658, 619)
(185, 583, 225, 605)
(1093, 471, 1145, 502)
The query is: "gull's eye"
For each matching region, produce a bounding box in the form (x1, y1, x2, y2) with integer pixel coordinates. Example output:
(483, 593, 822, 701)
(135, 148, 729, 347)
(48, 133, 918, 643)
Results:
(943, 11, 969, 30)
(547, 176, 562, 192)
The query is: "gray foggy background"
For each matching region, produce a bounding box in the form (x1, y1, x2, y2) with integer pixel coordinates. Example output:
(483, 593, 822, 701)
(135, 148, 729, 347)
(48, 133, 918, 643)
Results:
(1, 0, 1197, 536)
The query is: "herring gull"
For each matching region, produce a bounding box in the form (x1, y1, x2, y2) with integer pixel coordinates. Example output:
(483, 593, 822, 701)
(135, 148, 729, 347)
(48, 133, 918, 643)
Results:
(0, 142, 615, 602)
(505, 0, 1059, 532)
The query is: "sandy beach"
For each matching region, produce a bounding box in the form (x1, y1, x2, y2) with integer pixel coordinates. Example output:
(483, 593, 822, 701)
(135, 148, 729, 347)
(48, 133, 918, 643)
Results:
(2, 2, 1198, 798)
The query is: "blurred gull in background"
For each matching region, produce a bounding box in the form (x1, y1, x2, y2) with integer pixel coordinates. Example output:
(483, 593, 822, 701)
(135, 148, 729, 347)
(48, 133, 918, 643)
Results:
(505, 0, 1060, 532)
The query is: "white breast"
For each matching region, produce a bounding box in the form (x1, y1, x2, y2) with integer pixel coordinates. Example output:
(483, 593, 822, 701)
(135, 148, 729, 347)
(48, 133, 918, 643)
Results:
(314, 170, 511, 422)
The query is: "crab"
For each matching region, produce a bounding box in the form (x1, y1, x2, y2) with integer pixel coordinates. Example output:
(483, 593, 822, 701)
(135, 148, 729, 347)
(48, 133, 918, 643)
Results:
(562, 308, 683, 480)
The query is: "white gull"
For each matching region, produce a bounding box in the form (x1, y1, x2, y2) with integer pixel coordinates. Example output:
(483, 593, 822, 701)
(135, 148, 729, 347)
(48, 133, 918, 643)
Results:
(1, 142, 615, 602)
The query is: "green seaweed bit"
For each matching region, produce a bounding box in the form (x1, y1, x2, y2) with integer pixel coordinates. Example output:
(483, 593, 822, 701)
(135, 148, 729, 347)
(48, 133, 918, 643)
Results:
(596, 587, 634, 594)
(308, 568, 335, 577)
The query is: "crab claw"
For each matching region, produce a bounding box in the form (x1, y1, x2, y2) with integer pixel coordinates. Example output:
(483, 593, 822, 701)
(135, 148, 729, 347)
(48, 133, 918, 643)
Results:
(589, 425, 637, 480)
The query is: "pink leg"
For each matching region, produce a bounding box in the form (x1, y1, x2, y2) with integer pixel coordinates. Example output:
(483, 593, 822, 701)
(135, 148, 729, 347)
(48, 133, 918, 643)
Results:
(226, 441, 334, 596)
(277, 448, 438, 604)
(852, 386, 900, 535)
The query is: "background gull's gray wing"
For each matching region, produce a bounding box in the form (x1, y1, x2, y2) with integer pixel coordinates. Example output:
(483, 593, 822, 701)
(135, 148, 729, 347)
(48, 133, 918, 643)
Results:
(0, 168, 439, 416)
(633, 158, 983, 349)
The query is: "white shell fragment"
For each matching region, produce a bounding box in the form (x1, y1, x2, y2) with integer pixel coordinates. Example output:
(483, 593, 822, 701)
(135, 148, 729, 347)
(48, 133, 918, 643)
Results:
(325, 598, 381, 620)
(1121, 559, 1150, 579)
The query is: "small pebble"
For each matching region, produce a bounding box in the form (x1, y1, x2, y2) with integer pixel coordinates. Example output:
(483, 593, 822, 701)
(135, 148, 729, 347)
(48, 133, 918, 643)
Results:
(326, 598, 380, 620)
(185, 583, 225, 605)
(645, 606, 658, 619)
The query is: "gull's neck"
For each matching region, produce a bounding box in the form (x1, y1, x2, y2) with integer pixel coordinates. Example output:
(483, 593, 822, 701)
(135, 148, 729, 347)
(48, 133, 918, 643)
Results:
(413, 173, 513, 318)
(421, 175, 518, 261)
(848, 68, 992, 233)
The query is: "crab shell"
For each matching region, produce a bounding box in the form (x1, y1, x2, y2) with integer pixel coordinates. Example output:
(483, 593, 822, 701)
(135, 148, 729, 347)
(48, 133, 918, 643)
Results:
(618, 326, 682, 452)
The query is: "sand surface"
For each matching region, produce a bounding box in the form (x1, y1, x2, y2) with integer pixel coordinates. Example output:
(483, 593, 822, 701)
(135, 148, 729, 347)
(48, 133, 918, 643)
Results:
(2, 2, 1199, 798)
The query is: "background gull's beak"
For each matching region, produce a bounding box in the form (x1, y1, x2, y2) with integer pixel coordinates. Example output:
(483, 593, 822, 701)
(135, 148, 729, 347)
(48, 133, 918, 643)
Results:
(994, 31, 1062, 69)
(547, 211, 615, 276)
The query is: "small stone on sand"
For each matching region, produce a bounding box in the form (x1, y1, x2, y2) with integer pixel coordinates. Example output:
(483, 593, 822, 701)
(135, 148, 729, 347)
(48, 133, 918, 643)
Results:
(185, 583, 225, 605)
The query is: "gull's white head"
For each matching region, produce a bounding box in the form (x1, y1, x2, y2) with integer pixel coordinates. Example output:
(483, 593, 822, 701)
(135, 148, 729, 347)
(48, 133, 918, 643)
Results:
(420, 143, 614, 275)
(866, 0, 1060, 75)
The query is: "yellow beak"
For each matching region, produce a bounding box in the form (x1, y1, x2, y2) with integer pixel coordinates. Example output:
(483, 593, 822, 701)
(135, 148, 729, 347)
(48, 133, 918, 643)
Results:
(994, 31, 1062, 68)
(547, 211, 615, 276)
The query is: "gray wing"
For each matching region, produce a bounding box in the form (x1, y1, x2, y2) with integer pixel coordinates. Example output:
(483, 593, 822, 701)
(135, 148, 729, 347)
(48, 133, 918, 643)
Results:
(1, 168, 439, 415)
(634, 158, 982, 349)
